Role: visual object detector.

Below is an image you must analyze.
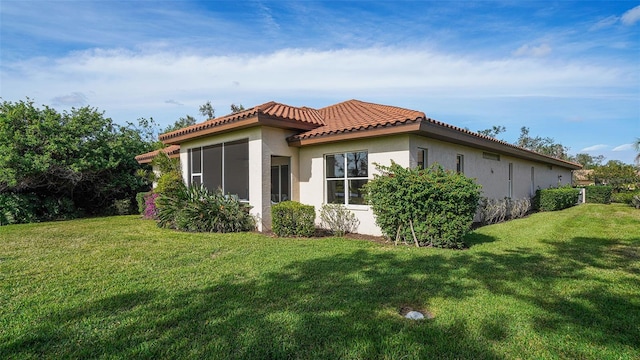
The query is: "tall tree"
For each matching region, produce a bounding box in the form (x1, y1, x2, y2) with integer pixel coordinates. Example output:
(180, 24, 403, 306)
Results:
(516, 126, 571, 160)
(0, 99, 153, 214)
(230, 103, 245, 114)
(477, 125, 506, 138)
(574, 153, 605, 170)
(635, 138, 640, 166)
(593, 160, 640, 191)
(163, 115, 196, 133)
(199, 101, 215, 119)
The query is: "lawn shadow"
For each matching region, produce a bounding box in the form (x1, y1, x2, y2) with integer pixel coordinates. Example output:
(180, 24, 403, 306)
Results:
(3, 237, 639, 359)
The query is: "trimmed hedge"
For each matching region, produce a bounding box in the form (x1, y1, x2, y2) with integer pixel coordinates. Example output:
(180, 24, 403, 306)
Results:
(272, 201, 316, 237)
(535, 188, 580, 211)
(584, 185, 612, 204)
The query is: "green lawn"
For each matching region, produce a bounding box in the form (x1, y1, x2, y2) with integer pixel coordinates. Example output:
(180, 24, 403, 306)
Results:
(1, 204, 639, 359)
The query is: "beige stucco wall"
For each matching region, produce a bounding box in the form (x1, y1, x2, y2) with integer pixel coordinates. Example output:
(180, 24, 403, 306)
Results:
(299, 135, 410, 236)
(409, 135, 573, 200)
(177, 128, 574, 237)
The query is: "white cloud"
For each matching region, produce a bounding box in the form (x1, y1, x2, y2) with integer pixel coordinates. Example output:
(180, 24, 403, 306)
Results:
(591, 16, 619, 30)
(612, 143, 633, 151)
(513, 43, 552, 57)
(581, 144, 609, 152)
(165, 99, 183, 106)
(51, 92, 88, 106)
(621, 5, 640, 26)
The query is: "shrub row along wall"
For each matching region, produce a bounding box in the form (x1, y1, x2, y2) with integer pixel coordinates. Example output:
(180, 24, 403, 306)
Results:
(583, 185, 612, 204)
(534, 188, 581, 211)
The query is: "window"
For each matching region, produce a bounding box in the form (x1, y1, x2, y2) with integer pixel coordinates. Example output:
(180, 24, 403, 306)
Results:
(326, 151, 368, 205)
(417, 148, 428, 169)
(188, 139, 249, 200)
(456, 154, 464, 174)
(190, 147, 202, 186)
(508, 162, 514, 198)
(483, 152, 500, 161)
(271, 164, 290, 203)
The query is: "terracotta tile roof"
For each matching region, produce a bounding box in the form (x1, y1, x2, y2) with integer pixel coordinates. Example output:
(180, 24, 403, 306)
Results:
(135, 145, 180, 164)
(289, 99, 426, 140)
(150, 98, 581, 170)
(159, 101, 324, 143)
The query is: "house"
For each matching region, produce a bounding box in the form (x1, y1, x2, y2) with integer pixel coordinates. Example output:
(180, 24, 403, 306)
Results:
(572, 169, 594, 186)
(137, 99, 581, 236)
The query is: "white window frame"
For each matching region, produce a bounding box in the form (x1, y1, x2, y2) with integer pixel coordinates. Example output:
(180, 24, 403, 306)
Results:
(325, 151, 369, 207)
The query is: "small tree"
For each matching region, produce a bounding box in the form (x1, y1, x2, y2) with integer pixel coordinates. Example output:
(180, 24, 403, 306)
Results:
(364, 163, 481, 249)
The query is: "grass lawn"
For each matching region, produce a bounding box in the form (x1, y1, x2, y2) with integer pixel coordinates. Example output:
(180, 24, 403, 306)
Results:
(1, 204, 639, 359)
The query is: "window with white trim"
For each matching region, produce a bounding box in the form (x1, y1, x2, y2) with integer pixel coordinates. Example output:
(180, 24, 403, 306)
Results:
(325, 151, 368, 205)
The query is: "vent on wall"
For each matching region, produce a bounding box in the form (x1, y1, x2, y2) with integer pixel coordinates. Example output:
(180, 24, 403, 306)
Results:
(483, 152, 500, 161)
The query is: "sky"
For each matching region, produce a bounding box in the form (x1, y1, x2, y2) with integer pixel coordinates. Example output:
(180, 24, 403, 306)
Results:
(1, 0, 638, 164)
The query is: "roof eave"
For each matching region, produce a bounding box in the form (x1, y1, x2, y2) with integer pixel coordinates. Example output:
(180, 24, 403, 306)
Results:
(416, 121, 582, 170)
(288, 121, 422, 147)
(161, 114, 321, 145)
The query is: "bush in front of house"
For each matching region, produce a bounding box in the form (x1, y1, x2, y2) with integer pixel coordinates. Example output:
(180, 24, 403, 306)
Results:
(364, 162, 481, 249)
(156, 185, 255, 233)
(272, 201, 316, 237)
(534, 188, 580, 211)
(319, 203, 360, 236)
(478, 197, 532, 225)
(584, 185, 612, 204)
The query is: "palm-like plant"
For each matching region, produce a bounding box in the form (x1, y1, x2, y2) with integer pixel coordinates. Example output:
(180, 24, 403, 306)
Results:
(635, 138, 640, 166)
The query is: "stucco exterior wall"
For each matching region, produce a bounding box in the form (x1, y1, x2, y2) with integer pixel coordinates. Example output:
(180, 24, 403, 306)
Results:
(409, 135, 573, 200)
(259, 126, 301, 230)
(299, 135, 410, 236)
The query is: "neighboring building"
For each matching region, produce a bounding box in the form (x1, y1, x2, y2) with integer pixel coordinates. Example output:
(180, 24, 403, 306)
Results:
(573, 169, 595, 186)
(138, 99, 581, 236)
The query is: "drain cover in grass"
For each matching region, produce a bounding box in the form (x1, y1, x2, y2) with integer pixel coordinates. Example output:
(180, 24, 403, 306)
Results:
(399, 306, 434, 320)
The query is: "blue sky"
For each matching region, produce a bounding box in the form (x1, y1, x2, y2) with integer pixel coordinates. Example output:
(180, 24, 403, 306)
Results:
(1, 0, 638, 164)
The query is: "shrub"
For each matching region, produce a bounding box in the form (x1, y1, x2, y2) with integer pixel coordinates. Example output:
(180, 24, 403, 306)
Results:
(535, 188, 580, 211)
(136, 192, 150, 214)
(0, 193, 38, 225)
(156, 186, 254, 233)
(40, 196, 78, 221)
(0, 193, 78, 225)
(112, 199, 134, 215)
(611, 191, 640, 205)
(155, 171, 185, 197)
(272, 201, 316, 237)
(364, 163, 481, 249)
(584, 185, 612, 204)
(143, 193, 159, 219)
(319, 204, 360, 236)
(479, 197, 532, 225)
